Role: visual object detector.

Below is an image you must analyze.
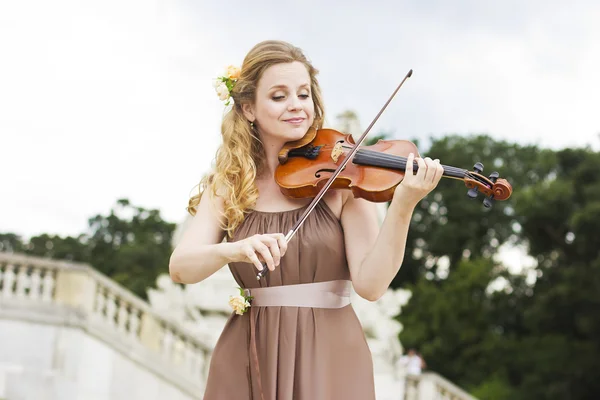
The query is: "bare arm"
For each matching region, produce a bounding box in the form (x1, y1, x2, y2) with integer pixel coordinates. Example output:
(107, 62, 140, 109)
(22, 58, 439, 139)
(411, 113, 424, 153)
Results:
(341, 153, 443, 301)
(169, 188, 232, 284)
(340, 193, 414, 301)
(169, 188, 287, 284)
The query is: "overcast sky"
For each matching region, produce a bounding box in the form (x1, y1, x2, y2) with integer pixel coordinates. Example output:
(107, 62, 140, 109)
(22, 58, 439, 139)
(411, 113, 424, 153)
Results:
(2, 0, 599, 241)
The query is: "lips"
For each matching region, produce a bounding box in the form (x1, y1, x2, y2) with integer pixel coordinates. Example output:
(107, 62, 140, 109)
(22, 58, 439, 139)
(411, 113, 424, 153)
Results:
(284, 118, 305, 124)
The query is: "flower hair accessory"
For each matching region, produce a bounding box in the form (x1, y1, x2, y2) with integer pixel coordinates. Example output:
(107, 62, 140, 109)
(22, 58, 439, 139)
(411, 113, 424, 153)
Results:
(213, 65, 241, 106)
(229, 287, 253, 315)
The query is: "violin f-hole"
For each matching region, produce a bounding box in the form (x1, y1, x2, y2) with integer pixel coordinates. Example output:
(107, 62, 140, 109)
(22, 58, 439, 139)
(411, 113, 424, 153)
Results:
(315, 168, 338, 178)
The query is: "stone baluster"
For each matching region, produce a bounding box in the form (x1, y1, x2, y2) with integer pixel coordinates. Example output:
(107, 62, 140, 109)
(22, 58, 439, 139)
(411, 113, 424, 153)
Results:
(105, 292, 117, 327)
(117, 298, 129, 333)
(29, 267, 42, 300)
(94, 286, 107, 317)
(2, 264, 15, 299)
(162, 326, 174, 361)
(128, 308, 140, 339)
(41, 268, 55, 302)
(15, 264, 28, 298)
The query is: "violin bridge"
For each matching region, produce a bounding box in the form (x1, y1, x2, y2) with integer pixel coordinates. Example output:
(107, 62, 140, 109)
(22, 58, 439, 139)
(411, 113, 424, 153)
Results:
(331, 142, 343, 163)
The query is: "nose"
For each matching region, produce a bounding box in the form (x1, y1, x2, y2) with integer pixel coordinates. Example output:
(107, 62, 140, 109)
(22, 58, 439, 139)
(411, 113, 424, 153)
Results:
(288, 95, 302, 111)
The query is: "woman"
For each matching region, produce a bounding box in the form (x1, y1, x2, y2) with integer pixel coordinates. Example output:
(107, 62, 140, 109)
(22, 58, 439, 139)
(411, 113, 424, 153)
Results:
(169, 40, 443, 400)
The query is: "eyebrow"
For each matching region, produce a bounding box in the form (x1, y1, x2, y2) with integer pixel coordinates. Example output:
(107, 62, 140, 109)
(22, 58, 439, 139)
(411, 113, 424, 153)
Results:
(269, 83, 311, 90)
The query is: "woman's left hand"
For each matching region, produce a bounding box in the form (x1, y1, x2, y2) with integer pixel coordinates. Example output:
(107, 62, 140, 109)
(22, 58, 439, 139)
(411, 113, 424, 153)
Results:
(392, 152, 444, 208)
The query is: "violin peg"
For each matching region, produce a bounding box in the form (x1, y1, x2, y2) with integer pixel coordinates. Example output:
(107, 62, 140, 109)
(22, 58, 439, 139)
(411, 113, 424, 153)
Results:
(483, 195, 495, 208)
(467, 187, 479, 199)
(473, 162, 484, 174)
(489, 171, 499, 183)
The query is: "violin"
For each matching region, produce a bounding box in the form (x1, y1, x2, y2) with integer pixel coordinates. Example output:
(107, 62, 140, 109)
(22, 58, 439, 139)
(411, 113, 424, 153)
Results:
(256, 69, 512, 280)
(274, 127, 513, 208)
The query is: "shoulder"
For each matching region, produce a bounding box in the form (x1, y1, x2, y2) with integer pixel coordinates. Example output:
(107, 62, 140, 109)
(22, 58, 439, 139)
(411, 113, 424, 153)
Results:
(338, 190, 381, 242)
(341, 190, 380, 217)
(173, 179, 229, 253)
(190, 178, 228, 225)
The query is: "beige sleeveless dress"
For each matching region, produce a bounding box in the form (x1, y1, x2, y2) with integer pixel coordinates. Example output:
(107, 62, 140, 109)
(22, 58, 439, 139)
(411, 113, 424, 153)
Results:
(202, 201, 376, 400)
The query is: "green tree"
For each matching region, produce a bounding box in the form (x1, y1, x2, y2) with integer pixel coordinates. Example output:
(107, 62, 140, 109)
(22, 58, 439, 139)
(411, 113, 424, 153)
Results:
(0, 233, 26, 253)
(85, 198, 177, 299)
(507, 147, 600, 399)
(26, 233, 90, 261)
(398, 139, 600, 400)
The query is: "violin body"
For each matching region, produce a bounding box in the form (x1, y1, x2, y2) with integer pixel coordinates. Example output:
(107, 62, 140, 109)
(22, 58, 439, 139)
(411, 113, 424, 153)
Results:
(275, 128, 512, 206)
(276, 128, 419, 202)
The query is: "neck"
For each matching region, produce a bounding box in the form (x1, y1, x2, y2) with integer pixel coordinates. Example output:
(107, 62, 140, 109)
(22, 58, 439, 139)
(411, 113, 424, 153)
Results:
(259, 137, 288, 180)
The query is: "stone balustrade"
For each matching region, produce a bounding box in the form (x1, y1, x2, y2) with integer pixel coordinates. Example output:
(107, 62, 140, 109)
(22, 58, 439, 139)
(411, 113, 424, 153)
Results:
(404, 372, 478, 400)
(0, 252, 209, 399)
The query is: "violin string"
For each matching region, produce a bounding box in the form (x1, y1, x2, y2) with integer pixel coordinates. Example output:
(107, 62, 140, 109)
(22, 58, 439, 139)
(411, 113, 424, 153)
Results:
(353, 150, 465, 178)
(354, 149, 468, 174)
(332, 134, 494, 181)
(341, 145, 465, 174)
(354, 149, 469, 178)
(353, 151, 499, 195)
(355, 151, 465, 176)
(356, 150, 496, 183)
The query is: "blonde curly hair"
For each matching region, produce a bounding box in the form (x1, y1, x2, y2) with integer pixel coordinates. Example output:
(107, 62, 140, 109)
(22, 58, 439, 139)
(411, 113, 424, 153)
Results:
(187, 40, 326, 237)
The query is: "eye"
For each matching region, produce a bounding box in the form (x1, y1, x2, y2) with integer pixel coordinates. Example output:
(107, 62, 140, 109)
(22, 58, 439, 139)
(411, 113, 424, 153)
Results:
(272, 95, 285, 101)
(299, 94, 310, 99)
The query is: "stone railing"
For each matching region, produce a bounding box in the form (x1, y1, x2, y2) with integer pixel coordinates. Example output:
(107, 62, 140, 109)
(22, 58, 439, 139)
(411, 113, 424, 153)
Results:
(404, 372, 478, 400)
(0, 252, 209, 398)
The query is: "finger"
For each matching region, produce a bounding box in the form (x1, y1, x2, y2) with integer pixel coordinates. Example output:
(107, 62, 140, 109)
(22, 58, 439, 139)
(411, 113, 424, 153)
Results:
(245, 246, 264, 272)
(263, 236, 281, 267)
(415, 157, 427, 181)
(264, 233, 287, 258)
(433, 159, 443, 183)
(423, 157, 433, 181)
(404, 153, 415, 179)
(274, 233, 287, 257)
(255, 242, 276, 271)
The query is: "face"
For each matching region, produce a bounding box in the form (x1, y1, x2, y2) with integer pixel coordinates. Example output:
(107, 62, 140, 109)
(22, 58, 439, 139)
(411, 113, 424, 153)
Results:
(243, 61, 315, 143)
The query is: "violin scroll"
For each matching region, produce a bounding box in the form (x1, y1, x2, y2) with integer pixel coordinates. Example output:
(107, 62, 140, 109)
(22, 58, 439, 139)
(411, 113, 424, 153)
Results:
(464, 162, 513, 208)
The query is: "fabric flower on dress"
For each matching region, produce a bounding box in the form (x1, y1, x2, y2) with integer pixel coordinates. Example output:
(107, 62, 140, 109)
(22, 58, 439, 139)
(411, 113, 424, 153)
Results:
(229, 287, 253, 315)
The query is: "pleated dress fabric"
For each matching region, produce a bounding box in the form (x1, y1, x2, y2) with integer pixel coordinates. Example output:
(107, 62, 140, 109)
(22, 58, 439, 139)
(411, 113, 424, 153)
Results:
(202, 201, 376, 400)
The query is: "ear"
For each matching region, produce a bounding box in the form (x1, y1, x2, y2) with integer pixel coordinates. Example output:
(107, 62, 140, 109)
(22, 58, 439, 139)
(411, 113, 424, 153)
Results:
(241, 103, 255, 122)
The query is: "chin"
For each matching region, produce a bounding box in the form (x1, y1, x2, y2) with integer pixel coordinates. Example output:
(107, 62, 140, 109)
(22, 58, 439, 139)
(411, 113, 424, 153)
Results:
(282, 123, 311, 142)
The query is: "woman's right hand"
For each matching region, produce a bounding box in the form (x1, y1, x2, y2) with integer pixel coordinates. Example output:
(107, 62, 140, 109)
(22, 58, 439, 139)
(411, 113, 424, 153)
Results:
(228, 233, 287, 272)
